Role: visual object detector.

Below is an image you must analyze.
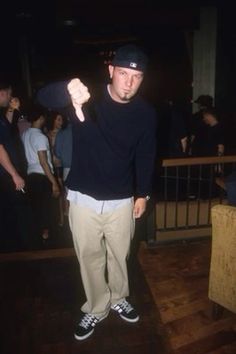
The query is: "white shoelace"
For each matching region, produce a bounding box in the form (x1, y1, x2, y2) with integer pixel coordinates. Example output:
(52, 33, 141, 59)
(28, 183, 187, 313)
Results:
(79, 314, 98, 329)
(113, 300, 133, 313)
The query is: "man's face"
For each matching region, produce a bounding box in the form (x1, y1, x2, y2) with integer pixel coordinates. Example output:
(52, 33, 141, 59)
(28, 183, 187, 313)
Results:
(40, 115, 46, 127)
(108, 65, 144, 103)
(0, 88, 12, 107)
(203, 113, 214, 126)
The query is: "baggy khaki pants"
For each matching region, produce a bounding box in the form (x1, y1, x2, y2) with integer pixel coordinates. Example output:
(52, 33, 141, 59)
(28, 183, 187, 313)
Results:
(69, 201, 135, 318)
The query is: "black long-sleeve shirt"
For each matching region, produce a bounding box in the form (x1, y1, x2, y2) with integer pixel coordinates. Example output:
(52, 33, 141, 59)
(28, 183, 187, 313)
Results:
(37, 82, 157, 200)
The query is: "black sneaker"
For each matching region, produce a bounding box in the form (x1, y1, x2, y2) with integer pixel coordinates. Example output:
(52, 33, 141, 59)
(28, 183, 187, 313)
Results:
(74, 313, 107, 340)
(111, 300, 139, 323)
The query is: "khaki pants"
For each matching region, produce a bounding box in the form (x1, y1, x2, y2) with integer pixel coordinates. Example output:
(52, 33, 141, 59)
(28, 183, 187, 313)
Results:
(69, 201, 135, 318)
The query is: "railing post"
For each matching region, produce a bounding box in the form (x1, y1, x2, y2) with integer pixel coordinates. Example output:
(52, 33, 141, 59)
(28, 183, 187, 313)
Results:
(146, 199, 157, 246)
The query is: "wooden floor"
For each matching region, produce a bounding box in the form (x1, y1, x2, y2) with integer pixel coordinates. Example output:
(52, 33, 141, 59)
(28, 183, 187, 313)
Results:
(138, 239, 236, 354)
(0, 250, 165, 354)
(1, 239, 236, 354)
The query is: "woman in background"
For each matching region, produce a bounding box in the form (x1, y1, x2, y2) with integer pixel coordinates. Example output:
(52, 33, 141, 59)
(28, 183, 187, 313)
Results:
(46, 111, 65, 226)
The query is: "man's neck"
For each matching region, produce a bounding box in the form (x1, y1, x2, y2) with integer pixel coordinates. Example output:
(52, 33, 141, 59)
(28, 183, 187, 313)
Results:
(32, 122, 42, 129)
(107, 84, 130, 104)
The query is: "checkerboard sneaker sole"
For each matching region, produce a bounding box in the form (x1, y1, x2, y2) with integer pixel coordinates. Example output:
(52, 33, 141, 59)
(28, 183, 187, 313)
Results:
(74, 313, 107, 340)
(111, 300, 139, 323)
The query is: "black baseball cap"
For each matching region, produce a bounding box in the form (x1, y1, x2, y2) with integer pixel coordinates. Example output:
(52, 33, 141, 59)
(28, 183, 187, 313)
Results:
(194, 95, 213, 107)
(111, 44, 148, 72)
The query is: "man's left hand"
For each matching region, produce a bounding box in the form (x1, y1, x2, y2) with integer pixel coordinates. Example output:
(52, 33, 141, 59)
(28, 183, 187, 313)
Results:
(133, 197, 147, 218)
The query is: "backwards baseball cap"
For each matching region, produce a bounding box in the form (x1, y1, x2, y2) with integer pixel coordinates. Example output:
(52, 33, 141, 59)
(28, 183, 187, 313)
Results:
(194, 95, 213, 107)
(111, 44, 148, 72)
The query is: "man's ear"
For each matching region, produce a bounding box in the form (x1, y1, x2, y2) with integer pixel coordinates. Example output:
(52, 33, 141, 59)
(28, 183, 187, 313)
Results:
(108, 65, 114, 79)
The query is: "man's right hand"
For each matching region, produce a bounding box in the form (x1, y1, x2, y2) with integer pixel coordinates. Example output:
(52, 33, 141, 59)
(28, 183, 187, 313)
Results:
(67, 78, 90, 121)
(52, 182, 61, 198)
(12, 173, 25, 191)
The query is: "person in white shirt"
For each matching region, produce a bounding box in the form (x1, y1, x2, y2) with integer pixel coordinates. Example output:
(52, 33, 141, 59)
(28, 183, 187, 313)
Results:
(21, 105, 60, 244)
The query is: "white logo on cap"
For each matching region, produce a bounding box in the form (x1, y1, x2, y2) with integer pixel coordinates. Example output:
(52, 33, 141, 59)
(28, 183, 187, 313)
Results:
(130, 62, 137, 68)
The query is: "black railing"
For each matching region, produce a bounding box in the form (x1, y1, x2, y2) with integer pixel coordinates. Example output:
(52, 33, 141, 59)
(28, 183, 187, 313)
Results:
(146, 156, 236, 245)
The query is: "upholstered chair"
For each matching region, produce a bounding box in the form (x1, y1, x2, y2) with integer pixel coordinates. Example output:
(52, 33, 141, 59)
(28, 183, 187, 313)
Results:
(209, 204, 236, 317)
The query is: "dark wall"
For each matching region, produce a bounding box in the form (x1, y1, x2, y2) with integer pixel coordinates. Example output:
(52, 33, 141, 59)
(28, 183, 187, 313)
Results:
(215, 6, 236, 153)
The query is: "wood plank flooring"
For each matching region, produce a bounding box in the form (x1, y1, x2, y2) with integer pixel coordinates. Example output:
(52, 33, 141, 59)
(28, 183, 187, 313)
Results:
(1, 238, 236, 353)
(0, 252, 166, 354)
(138, 239, 236, 353)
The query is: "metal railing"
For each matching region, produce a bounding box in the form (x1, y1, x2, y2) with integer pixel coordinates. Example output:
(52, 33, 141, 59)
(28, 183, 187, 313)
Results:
(146, 155, 236, 245)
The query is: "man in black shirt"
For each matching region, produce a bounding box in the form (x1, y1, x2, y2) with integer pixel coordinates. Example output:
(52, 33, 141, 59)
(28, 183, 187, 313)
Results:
(190, 94, 214, 156)
(37, 44, 157, 340)
(201, 108, 224, 156)
(0, 81, 25, 250)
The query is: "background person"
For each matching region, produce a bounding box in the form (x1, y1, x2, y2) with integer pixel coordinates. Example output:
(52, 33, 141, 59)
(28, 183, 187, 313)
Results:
(54, 119, 72, 219)
(46, 110, 65, 226)
(190, 94, 214, 156)
(201, 108, 224, 157)
(21, 105, 60, 246)
(0, 81, 26, 251)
